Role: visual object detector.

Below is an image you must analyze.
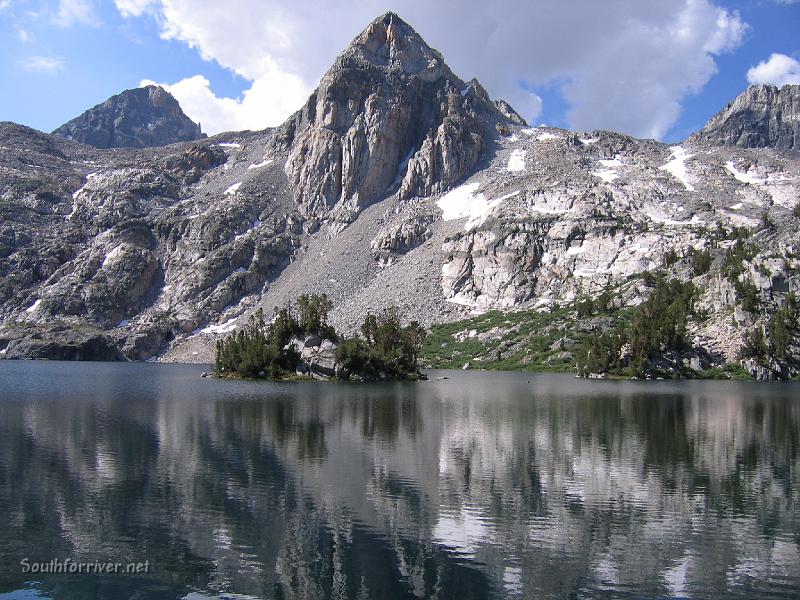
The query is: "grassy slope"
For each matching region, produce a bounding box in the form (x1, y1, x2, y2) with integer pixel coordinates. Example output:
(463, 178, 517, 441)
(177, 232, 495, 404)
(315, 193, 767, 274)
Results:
(421, 303, 633, 373)
(420, 301, 754, 379)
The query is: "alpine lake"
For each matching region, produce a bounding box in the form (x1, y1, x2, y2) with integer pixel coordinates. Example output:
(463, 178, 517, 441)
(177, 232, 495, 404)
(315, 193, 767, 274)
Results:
(0, 361, 798, 599)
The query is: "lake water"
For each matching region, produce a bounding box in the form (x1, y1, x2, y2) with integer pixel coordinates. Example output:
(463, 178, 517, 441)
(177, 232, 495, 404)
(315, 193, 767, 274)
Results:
(0, 362, 798, 599)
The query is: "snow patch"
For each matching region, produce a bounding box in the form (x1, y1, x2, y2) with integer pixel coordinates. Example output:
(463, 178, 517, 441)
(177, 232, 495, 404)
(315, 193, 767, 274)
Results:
(521, 128, 560, 140)
(536, 132, 560, 141)
(729, 202, 743, 210)
(580, 138, 597, 145)
(67, 172, 99, 220)
(437, 183, 520, 231)
(507, 149, 526, 172)
(201, 318, 239, 335)
(247, 158, 273, 170)
(591, 169, 619, 183)
(234, 267, 247, 273)
(599, 157, 623, 168)
(224, 182, 242, 195)
(214, 142, 242, 149)
(72, 172, 98, 199)
(646, 211, 705, 226)
(26, 299, 42, 313)
(116, 319, 130, 328)
(659, 146, 695, 191)
(566, 245, 585, 255)
(723, 161, 792, 186)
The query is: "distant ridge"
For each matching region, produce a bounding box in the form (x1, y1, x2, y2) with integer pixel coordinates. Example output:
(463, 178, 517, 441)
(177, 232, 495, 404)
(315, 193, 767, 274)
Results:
(53, 85, 204, 149)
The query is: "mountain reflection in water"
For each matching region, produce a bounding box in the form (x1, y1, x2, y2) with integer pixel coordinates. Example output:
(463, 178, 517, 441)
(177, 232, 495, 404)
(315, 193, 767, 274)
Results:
(0, 362, 798, 599)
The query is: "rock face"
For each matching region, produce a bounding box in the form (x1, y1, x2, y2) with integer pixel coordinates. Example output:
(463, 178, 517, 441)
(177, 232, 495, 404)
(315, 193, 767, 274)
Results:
(692, 84, 800, 150)
(52, 85, 204, 149)
(280, 12, 514, 226)
(1, 13, 799, 375)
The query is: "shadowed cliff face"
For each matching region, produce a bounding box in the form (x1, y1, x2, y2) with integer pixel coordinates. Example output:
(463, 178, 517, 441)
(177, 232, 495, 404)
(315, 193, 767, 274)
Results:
(281, 12, 517, 227)
(52, 85, 205, 149)
(692, 84, 800, 151)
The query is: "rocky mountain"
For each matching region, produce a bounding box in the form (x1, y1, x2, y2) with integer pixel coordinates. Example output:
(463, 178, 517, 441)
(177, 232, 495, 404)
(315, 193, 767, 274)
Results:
(692, 84, 800, 150)
(1, 13, 799, 378)
(52, 85, 204, 149)
(277, 12, 519, 229)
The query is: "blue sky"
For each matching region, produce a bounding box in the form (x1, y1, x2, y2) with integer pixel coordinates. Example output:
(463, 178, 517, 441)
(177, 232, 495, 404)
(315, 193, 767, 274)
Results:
(1, 0, 798, 141)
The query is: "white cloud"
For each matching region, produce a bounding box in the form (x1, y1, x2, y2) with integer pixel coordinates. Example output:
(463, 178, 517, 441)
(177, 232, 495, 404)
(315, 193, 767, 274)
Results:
(19, 56, 65, 73)
(118, 0, 746, 140)
(140, 71, 308, 135)
(747, 53, 800, 87)
(15, 24, 32, 41)
(114, 0, 156, 18)
(52, 0, 99, 27)
(0, 0, 12, 11)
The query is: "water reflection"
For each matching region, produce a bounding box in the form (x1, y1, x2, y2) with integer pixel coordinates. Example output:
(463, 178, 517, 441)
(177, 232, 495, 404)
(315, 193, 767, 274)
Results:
(0, 363, 798, 599)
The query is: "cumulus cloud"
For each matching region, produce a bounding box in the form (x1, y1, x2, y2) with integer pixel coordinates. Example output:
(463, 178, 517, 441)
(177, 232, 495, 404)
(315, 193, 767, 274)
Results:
(140, 70, 308, 135)
(747, 53, 800, 87)
(19, 56, 65, 73)
(118, 0, 746, 139)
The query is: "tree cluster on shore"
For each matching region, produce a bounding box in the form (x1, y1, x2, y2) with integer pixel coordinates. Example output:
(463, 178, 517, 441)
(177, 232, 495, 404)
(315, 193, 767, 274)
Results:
(576, 277, 698, 378)
(214, 293, 427, 381)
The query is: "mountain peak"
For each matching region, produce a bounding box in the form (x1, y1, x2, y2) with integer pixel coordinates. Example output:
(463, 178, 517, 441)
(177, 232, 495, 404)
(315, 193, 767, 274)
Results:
(52, 85, 204, 149)
(691, 84, 800, 150)
(336, 11, 457, 83)
(281, 13, 521, 227)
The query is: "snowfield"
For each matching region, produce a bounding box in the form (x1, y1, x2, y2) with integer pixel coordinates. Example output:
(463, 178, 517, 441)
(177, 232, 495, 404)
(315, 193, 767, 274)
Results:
(659, 146, 695, 192)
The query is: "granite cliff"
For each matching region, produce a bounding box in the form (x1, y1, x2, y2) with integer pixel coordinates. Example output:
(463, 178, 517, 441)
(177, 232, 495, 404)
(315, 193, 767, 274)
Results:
(692, 84, 800, 150)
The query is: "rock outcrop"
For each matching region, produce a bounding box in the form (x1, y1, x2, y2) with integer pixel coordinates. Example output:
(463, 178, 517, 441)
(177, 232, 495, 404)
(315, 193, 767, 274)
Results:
(692, 84, 800, 150)
(280, 12, 516, 226)
(53, 85, 204, 149)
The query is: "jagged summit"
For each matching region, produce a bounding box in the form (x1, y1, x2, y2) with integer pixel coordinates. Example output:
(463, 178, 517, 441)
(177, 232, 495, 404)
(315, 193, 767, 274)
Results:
(52, 85, 204, 149)
(691, 84, 800, 151)
(280, 12, 521, 228)
(336, 11, 459, 83)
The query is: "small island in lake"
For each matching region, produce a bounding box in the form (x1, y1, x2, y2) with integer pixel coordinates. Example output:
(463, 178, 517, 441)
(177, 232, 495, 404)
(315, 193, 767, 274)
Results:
(214, 293, 427, 381)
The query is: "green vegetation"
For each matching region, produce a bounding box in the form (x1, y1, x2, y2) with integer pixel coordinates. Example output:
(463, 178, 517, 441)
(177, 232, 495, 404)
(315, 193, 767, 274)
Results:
(626, 278, 696, 376)
(739, 293, 800, 365)
(721, 237, 758, 283)
(214, 304, 310, 379)
(690, 247, 713, 276)
(214, 294, 426, 381)
(577, 278, 697, 378)
(734, 279, 761, 314)
(336, 307, 427, 381)
(421, 297, 635, 373)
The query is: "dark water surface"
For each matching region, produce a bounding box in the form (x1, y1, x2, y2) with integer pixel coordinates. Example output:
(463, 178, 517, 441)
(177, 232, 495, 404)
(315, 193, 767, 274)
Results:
(0, 362, 798, 599)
